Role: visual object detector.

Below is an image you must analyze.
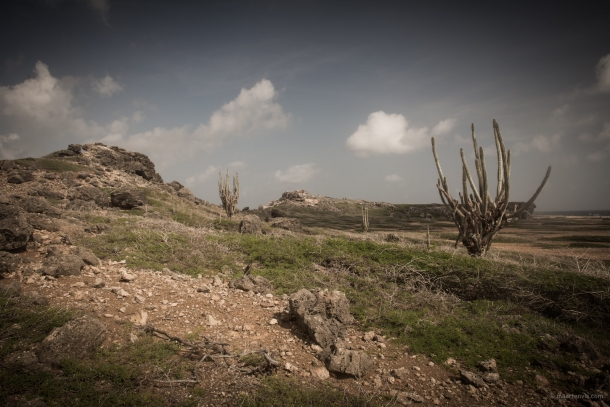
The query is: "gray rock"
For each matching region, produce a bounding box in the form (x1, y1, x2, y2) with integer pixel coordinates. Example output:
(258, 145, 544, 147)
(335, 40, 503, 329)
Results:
(0, 204, 33, 251)
(478, 358, 497, 373)
(239, 214, 262, 234)
(270, 217, 302, 233)
(14, 196, 54, 215)
(4, 350, 42, 371)
(0, 280, 21, 297)
(270, 208, 287, 218)
(27, 186, 64, 200)
(0, 251, 21, 273)
(110, 189, 147, 209)
(43, 253, 85, 277)
(326, 348, 374, 378)
(68, 144, 82, 153)
(459, 369, 486, 388)
(7, 170, 34, 184)
(86, 144, 163, 182)
(482, 372, 500, 383)
(231, 275, 273, 294)
(559, 334, 602, 360)
(72, 246, 101, 266)
(396, 392, 424, 404)
(36, 316, 107, 366)
(289, 288, 354, 354)
(390, 368, 409, 380)
(67, 186, 109, 208)
(25, 213, 60, 232)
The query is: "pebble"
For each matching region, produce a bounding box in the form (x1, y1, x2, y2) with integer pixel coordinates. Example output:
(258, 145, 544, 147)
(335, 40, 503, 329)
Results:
(268, 318, 278, 325)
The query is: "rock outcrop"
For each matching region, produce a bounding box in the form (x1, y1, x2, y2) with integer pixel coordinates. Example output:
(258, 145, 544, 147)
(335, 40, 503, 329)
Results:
(110, 189, 147, 209)
(36, 316, 107, 366)
(239, 215, 262, 234)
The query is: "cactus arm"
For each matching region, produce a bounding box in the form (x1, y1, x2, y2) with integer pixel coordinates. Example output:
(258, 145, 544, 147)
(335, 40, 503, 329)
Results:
(460, 149, 482, 203)
(507, 166, 552, 219)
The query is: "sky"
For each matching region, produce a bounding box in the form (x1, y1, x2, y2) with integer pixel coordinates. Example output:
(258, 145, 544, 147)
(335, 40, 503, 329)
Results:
(1, 1, 609, 211)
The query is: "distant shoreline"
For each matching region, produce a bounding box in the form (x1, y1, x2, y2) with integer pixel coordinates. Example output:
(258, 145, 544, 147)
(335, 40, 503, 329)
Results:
(536, 210, 610, 216)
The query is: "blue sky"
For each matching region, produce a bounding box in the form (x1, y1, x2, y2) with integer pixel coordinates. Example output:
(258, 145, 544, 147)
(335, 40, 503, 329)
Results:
(1, 0, 609, 210)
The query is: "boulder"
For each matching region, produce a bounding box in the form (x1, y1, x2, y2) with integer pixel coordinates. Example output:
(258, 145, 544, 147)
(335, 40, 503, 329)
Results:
(230, 275, 273, 294)
(36, 316, 107, 366)
(67, 186, 108, 208)
(110, 189, 147, 209)
(289, 288, 354, 354)
(168, 181, 184, 192)
(559, 334, 602, 360)
(68, 144, 82, 153)
(85, 144, 163, 182)
(72, 246, 101, 266)
(27, 186, 64, 200)
(459, 369, 486, 388)
(43, 253, 85, 277)
(270, 217, 302, 233)
(0, 251, 21, 274)
(7, 170, 34, 184)
(3, 350, 43, 372)
(25, 213, 59, 232)
(0, 204, 33, 251)
(239, 214, 262, 234)
(326, 348, 374, 378)
(270, 208, 287, 218)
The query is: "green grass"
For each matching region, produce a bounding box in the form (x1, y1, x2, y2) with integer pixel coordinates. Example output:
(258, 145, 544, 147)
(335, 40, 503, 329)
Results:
(0, 292, 196, 406)
(239, 376, 383, 407)
(13, 157, 91, 173)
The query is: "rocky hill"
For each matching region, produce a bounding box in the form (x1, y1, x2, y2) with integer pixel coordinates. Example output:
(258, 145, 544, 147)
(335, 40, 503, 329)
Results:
(0, 144, 605, 407)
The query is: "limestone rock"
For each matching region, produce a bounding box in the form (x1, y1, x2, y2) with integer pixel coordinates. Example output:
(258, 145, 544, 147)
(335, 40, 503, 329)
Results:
(327, 348, 373, 378)
(0, 250, 21, 273)
(289, 288, 353, 354)
(36, 316, 107, 366)
(43, 253, 85, 277)
(72, 246, 101, 266)
(270, 217, 302, 232)
(0, 204, 33, 251)
(110, 189, 147, 209)
(230, 275, 273, 294)
(67, 186, 109, 208)
(239, 214, 262, 234)
(459, 369, 486, 388)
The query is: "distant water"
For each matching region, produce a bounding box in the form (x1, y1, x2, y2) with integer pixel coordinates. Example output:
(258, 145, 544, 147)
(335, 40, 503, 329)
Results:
(536, 210, 610, 216)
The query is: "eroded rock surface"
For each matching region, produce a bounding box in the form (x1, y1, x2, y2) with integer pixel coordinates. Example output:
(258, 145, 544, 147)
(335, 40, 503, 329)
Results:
(239, 215, 262, 234)
(36, 316, 107, 366)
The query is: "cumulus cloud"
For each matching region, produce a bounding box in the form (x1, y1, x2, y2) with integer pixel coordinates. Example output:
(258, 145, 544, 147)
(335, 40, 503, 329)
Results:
(431, 118, 456, 136)
(384, 174, 402, 182)
(596, 54, 610, 92)
(229, 161, 245, 168)
(93, 74, 123, 97)
(274, 163, 319, 183)
(514, 134, 561, 153)
(346, 112, 453, 156)
(116, 79, 291, 167)
(0, 63, 289, 168)
(185, 165, 220, 187)
(0, 133, 21, 159)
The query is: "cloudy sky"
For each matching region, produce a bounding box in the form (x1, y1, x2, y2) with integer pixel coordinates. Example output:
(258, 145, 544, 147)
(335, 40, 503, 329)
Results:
(1, 1, 609, 211)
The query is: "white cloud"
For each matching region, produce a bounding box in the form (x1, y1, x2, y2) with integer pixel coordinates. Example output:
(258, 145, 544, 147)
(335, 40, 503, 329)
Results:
(229, 161, 245, 168)
(93, 74, 123, 97)
(431, 118, 456, 136)
(131, 110, 144, 124)
(206, 79, 290, 138)
(346, 111, 430, 156)
(0, 133, 21, 159)
(185, 165, 219, 186)
(384, 174, 402, 182)
(514, 134, 560, 153)
(596, 54, 610, 92)
(275, 163, 319, 183)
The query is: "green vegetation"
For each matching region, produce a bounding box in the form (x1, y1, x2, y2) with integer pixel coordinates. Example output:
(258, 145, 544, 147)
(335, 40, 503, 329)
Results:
(240, 376, 383, 407)
(0, 292, 196, 406)
(13, 157, 91, 173)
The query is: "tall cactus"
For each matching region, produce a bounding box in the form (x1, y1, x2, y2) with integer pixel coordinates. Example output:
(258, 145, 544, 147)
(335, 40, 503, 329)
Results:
(431, 120, 551, 257)
(361, 205, 369, 232)
(218, 170, 239, 219)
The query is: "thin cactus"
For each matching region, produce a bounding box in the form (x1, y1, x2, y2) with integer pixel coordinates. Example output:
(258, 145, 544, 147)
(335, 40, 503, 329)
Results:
(361, 205, 369, 232)
(218, 170, 239, 219)
(431, 120, 551, 257)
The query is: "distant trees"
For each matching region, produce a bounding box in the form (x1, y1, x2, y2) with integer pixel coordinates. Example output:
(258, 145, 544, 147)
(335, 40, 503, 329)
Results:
(431, 120, 551, 257)
(218, 170, 239, 219)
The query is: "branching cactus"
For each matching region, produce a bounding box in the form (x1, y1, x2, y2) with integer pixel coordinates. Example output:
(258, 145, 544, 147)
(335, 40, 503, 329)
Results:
(362, 205, 369, 232)
(431, 119, 551, 257)
(218, 170, 239, 219)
